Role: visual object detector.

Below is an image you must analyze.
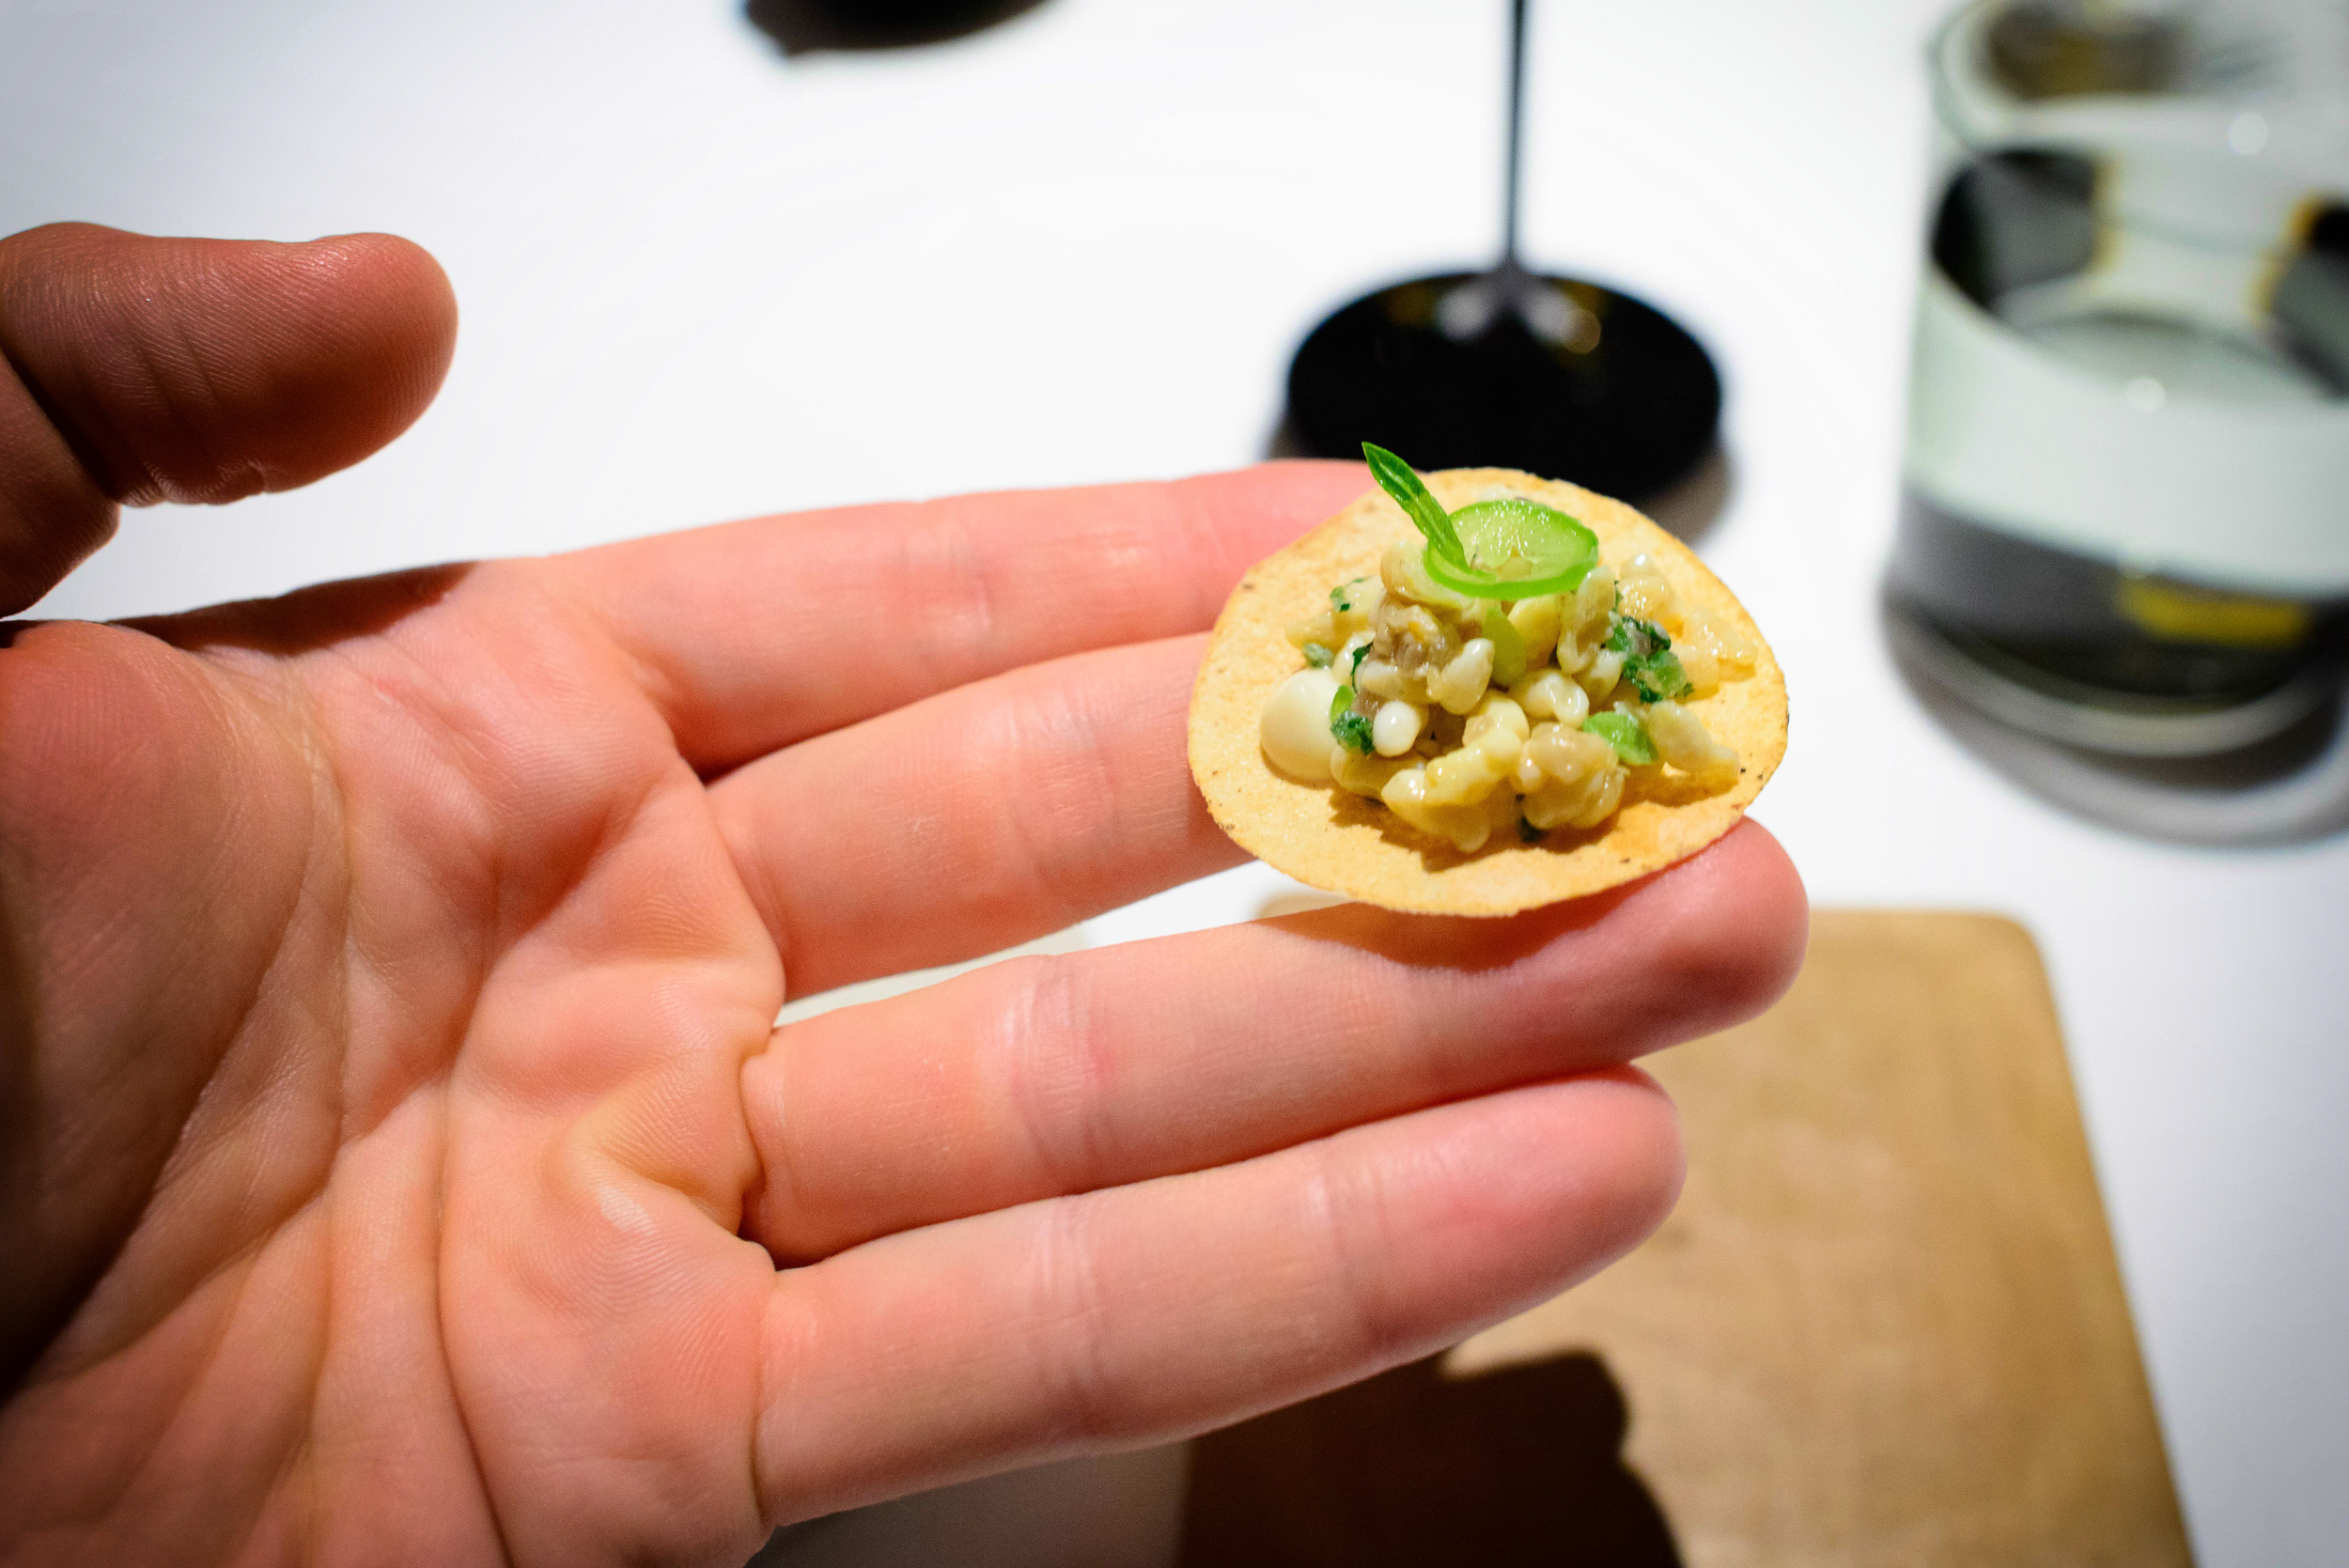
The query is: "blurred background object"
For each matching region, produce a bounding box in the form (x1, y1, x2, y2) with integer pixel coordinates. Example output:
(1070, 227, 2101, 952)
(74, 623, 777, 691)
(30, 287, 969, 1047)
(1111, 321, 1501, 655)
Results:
(1280, 0, 1723, 504)
(1888, 0, 2349, 835)
(745, 0, 1053, 55)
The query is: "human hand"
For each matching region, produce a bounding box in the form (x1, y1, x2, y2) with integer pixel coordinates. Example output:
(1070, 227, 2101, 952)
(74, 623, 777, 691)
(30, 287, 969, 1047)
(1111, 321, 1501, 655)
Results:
(0, 225, 1806, 1567)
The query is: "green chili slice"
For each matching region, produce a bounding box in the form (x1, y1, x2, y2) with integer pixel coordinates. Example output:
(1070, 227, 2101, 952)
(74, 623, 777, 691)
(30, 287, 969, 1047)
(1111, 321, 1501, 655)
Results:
(1361, 444, 1598, 601)
(1423, 498, 1598, 599)
(1482, 603, 1527, 688)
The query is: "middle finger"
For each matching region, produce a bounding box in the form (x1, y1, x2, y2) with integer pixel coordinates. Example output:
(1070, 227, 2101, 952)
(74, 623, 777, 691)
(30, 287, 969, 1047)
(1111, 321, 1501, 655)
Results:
(739, 821, 1803, 1262)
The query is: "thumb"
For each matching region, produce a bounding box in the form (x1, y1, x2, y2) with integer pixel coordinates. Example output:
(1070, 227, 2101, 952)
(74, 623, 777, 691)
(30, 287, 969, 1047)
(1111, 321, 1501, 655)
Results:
(0, 223, 459, 614)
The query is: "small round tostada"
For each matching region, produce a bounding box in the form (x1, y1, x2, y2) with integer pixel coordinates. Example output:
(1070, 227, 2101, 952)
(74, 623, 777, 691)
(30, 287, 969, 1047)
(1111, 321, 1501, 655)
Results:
(1189, 462, 1786, 916)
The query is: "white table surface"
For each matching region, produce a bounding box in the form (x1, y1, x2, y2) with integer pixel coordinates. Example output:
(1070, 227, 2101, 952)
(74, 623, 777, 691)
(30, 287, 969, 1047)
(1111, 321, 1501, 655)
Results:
(5, 1, 2345, 1561)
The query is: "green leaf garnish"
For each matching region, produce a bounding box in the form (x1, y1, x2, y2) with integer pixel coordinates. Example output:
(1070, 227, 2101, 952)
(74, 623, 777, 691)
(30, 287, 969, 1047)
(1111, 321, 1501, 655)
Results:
(1362, 443, 1465, 566)
(1303, 642, 1333, 668)
(1330, 577, 1368, 613)
(1330, 686, 1376, 754)
(1349, 641, 1373, 678)
(1582, 711, 1657, 766)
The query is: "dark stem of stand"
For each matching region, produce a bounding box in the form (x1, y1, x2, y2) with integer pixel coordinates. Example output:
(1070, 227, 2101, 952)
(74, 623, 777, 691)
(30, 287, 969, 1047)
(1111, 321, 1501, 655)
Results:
(1501, 0, 1529, 272)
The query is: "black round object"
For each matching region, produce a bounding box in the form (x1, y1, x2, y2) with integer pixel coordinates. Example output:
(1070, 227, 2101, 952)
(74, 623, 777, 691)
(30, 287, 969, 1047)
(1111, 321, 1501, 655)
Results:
(743, 0, 1047, 54)
(1284, 270, 1721, 504)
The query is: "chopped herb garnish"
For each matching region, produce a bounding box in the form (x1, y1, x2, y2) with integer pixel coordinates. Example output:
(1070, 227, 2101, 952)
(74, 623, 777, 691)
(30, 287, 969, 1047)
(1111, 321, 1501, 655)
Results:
(1330, 577, 1368, 613)
(1583, 711, 1657, 766)
(1626, 650, 1691, 703)
(1330, 686, 1376, 753)
(1303, 642, 1334, 667)
(1604, 615, 1693, 703)
(1361, 442, 1596, 600)
(1349, 641, 1372, 678)
(1517, 816, 1544, 844)
(1603, 614, 1658, 657)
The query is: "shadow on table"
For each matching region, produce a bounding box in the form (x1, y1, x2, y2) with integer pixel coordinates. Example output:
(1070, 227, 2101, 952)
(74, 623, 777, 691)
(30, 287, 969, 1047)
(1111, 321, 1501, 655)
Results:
(744, 0, 1052, 54)
(1883, 592, 2349, 847)
(1179, 1350, 1683, 1567)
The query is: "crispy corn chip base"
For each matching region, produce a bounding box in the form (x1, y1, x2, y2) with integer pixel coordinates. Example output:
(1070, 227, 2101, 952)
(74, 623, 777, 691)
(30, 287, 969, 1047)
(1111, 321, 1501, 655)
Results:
(1189, 469, 1787, 915)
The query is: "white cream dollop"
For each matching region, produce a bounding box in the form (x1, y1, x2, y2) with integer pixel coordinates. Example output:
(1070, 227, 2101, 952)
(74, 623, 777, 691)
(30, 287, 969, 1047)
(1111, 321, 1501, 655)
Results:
(1260, 668, 1345, 781)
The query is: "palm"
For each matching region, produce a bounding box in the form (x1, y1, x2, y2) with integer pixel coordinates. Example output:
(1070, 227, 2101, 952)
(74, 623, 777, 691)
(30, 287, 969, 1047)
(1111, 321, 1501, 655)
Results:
(0, 548, 754, 1556)
(0, 227, 1804, 1568)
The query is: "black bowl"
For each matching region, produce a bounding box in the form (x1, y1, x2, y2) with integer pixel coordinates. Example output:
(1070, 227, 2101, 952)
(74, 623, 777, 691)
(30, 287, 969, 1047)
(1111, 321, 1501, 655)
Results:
(1284, 270, 1721, 504)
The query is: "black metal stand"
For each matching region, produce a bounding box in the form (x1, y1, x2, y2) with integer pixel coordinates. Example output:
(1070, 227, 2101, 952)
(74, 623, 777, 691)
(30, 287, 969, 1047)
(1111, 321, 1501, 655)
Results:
(1282, 0, 1720, 503)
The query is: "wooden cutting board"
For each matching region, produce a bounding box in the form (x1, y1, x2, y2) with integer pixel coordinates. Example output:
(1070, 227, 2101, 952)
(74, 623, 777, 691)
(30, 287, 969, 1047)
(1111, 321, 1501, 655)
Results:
(1183, 910, 2193, 1567)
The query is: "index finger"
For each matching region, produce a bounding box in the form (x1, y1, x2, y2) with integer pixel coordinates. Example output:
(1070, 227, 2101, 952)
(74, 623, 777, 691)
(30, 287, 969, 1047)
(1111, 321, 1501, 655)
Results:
(544, 462, 1365, 771)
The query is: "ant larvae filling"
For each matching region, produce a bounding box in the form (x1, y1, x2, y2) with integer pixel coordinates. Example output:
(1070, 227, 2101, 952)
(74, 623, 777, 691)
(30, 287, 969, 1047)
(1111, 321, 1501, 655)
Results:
(1264, 546, 1755, 850)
